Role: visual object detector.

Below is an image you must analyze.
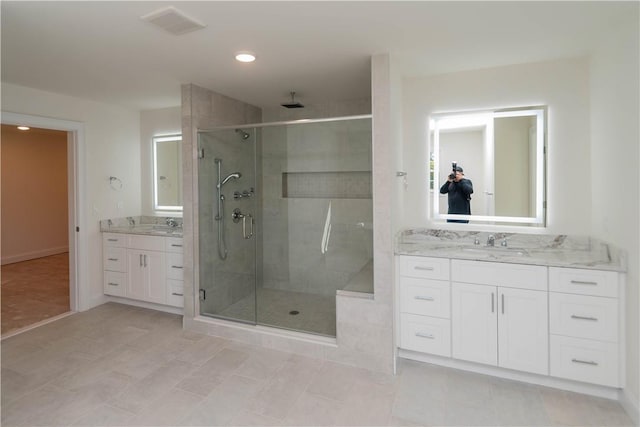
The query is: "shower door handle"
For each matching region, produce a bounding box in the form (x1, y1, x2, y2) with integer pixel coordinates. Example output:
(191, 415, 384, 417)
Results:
(242, 214, 254, 239)
(232, 208, 254, 239)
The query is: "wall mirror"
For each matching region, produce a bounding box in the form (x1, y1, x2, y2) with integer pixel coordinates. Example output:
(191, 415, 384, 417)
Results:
(430, 106, 546, 226)
(153, 134, 182, 211)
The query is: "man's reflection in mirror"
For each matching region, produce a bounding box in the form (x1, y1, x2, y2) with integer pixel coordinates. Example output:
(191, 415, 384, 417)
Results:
(440, 164, 473, 223)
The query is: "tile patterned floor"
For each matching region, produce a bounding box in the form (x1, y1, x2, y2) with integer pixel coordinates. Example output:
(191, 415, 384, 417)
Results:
(1, 253, 70, 335)
(1, 302, 634, 426)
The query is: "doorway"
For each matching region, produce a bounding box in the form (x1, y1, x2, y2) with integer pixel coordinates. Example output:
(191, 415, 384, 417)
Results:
(1, 124, 70, 335)
(0, 112, 85, 338)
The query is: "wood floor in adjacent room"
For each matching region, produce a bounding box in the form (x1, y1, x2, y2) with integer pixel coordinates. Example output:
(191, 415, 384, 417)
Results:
(1, 252, 70, 336)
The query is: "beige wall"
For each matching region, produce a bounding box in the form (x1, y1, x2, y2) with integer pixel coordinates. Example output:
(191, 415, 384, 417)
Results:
(1, 125, 68, 264)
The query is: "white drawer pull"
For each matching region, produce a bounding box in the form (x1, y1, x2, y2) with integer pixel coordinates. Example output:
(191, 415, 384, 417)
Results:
(107, 282, 119, 286)
(171, 265, 183, 269)
(171, 244, 183, 247)
(171, 292, 183, 297)
(414, 296, 434, 301)
(571, 358, 598, 366)
(107, 258, 119, 261)
(571, 315, 598, 321)
(414, 266, 435, 271)
(570, 280, 598, 286)
(415, 332, 435, 339)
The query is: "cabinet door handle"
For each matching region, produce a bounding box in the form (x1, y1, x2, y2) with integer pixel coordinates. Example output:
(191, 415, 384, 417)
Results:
(415, 332, 435, 339)
(108, 258, 118, 261)
(414, 266, 434, 271)
(501, 293, 505, 314)
(171, 244, 183, 247)
(491, 292, 495, 313)
(108, 238, 118, 242)
(572, 358, 598, 366)
(171, 292, 184, 297)
(570, 280, 598, 286)
(171, 265, 183, 269)
(414, 295, 434, 301)
(107, 282, 119, 286)
(571, 315, 598, 321)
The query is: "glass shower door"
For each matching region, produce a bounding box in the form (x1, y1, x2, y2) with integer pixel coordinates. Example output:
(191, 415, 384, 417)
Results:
(197, 128, 258, 324)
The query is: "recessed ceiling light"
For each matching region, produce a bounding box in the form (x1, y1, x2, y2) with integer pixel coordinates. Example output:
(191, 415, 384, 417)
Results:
(235, 52, 256, 63)
(17, 126, 30, 131)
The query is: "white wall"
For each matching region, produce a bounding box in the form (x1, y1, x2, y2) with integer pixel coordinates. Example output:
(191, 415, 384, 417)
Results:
(140, 106, 182, 215)
(589, 17, 640, 420)
(1, 82, 142, 309)
(400, 58, 590, 233)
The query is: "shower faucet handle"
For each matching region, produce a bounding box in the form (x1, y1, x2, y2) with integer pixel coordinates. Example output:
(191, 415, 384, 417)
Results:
(233, 188, 255, 199)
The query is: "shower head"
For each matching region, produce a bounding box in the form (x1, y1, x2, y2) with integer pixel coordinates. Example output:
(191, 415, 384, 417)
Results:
(235, 129, 250, 140)
(281, 91, 304, 109)
(220, 172, 241, 187)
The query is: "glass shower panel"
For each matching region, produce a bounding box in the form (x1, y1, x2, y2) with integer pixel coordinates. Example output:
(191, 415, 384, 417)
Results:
(258, 118, 373, 337)
(197, 116, 372, 338)
(197, 129, 257, 324)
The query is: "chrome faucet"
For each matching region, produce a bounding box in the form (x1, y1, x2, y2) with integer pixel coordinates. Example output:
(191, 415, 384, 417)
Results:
(127, 216, 135, 226)
(166, 217, 179, 228)
(486, 234, 495, 247)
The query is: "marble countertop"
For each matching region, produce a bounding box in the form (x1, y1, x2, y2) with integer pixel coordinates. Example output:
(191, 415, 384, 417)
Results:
(396, 229, 626, 272)
(100, 216, 183, 237)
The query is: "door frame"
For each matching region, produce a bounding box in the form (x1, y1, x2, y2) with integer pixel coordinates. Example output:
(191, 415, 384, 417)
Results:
(1, 111, 87, 312)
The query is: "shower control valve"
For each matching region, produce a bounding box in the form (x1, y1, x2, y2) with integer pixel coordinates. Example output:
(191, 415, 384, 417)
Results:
(233, 187, 255, 199)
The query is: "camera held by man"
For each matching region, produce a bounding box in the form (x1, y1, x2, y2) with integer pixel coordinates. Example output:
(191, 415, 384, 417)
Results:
(448, 162, 458, 181)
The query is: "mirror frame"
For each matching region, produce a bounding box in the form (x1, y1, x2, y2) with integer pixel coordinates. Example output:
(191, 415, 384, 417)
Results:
(153, 134, 183, 212)
(430, 106, 546, 226)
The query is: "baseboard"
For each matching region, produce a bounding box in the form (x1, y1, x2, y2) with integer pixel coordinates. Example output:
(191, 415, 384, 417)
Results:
(1, 246, 69, 265)
(105, 296, 184, 315)
(398, 349, 622, 400)
(620, 388, 640, 426)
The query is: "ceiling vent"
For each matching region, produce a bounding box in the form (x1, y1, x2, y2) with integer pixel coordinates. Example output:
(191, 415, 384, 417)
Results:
(141, 6, 206, 35)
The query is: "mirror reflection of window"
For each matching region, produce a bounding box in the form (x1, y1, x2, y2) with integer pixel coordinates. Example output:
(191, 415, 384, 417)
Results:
(430, 107, 546, 226)
(153, 134, 182, 211)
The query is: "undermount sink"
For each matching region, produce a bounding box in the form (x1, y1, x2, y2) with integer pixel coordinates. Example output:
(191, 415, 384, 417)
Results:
(461, 246, 529, 257)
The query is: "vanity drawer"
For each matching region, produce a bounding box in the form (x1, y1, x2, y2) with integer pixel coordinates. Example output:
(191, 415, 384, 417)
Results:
(400, 277, 450, 319)
(166, 253, 184, 280)
(127, 234, 165, 251)
(166, 279, 184, 307)
(451, 259, 547, 291)
(400, 313, 451, 357)
(550, 335, 620, 387)
(550, 293, 618, 342)
(104, 271, 126, 297)
(166, 237, 184, 254)
(549, 267, 619, 298)
(103, 233, 126, 248)
(399, 256, 449, 280)
(103, 247, 127, 272)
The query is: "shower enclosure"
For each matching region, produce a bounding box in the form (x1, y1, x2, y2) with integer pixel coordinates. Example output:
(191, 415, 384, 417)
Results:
(197, 116, 373, 337)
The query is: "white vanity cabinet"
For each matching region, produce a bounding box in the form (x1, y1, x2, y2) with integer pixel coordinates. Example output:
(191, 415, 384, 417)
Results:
(103, 234, 127, 297)
(549, 267, 623, 387)
(102, 232, 184, 308)
(165, 237, 184, 307)
(398, 256, 451, 357)
(451, 259, 549, 375)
